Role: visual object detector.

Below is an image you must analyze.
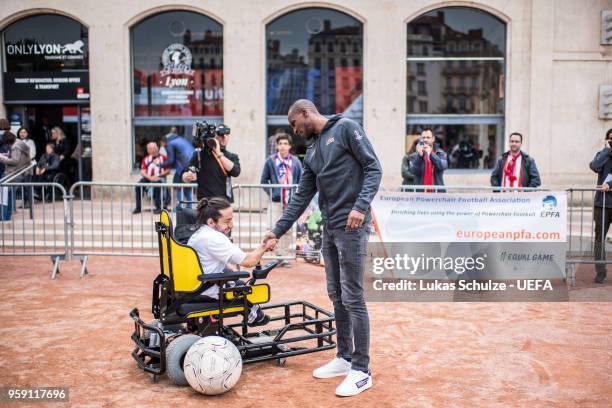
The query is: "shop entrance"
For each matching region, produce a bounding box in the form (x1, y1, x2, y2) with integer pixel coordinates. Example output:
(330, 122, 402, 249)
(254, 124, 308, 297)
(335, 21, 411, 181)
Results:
(7, 104, 92, 183)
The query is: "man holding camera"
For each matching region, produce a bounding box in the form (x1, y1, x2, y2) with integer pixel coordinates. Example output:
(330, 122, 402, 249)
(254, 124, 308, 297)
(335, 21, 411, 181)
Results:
(409, 128, 448, 192)
(589, 128, 612, 284)
(182, 124, 240, 202)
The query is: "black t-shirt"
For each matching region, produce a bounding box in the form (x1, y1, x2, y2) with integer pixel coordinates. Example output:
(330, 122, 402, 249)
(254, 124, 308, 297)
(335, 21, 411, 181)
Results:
(188, 147, 241, 202)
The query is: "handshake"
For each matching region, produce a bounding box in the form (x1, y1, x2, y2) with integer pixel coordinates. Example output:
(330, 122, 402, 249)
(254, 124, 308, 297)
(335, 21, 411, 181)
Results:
(260, 231, 278, 252)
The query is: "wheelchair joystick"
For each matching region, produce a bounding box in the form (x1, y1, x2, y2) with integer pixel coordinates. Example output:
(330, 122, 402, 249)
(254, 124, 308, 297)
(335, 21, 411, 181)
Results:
(248, 260, 280, 285)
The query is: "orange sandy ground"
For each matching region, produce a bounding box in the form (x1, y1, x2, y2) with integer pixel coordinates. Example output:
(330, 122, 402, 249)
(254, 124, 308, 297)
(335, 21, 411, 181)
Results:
(0, 256, 610, 408)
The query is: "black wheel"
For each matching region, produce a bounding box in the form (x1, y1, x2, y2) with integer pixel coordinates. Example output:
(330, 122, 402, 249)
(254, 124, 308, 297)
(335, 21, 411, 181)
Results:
(166, 334, 200, 386)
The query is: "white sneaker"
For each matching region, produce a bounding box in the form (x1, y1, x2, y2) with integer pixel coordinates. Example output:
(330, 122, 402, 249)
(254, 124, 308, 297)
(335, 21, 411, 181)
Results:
(312, 357, 351, 379)
(335, 369, 372, 397)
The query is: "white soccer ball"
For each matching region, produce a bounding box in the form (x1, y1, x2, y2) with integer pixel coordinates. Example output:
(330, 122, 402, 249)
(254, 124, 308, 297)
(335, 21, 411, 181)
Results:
(183, 336, 243, 395)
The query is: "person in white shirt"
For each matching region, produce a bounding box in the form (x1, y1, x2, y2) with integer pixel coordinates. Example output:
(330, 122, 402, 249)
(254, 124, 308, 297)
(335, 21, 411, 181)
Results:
(17, 127, 36, 160)
(188, 196, 278, 326)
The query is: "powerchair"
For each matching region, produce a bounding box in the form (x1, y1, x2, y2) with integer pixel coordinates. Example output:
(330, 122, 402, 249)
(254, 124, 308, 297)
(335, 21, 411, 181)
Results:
(129, 210, 336, 385)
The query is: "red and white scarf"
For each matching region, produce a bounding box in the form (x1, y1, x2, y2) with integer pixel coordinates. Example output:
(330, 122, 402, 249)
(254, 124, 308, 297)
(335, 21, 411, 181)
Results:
(423, 152, 434, 193)
(502, 151, 522, 188)
(275, 153, 293, 206)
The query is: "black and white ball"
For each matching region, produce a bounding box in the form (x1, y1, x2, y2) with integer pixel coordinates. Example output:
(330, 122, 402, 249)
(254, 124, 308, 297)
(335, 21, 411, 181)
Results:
(183, 336, 242, 395)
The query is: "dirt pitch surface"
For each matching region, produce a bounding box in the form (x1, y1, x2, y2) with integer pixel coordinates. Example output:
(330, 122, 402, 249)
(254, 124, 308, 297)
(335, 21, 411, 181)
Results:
(0, 256, 610, 408)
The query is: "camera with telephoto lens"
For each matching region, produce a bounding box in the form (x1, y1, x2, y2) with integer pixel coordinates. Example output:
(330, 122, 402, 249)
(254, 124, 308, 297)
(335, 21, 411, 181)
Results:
(192, 121, 231, 149)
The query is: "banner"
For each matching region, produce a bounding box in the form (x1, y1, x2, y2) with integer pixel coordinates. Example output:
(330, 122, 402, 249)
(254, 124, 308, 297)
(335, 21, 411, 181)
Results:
(366, 191, 568, 302)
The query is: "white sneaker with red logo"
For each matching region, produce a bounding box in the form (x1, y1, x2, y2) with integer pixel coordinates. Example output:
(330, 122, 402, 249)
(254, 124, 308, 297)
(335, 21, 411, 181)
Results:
(335, 369, 372, 397)
(312, 357, 351, 379)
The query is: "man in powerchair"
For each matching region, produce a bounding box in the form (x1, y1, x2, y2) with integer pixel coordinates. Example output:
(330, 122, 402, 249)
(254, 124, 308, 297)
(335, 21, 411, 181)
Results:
(187, 197, 278, 326)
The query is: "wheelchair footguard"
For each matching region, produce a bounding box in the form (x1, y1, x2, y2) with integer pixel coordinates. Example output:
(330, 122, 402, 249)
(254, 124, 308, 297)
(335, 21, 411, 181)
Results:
(130, 300, 336, 377)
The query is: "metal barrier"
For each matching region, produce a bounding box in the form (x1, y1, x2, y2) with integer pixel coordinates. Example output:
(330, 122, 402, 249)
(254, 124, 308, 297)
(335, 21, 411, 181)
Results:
(69, 181, 198, 276)
(398, 185, 610, 286)
(397, 184, 549, 193)
(68, 182, 299, 276)
(232, 184, 299, 261)
(1, 180, 607, 285)
(566, 187, 610, 285)
(0, 182, 70, 278)
(0, 161, 36, 184)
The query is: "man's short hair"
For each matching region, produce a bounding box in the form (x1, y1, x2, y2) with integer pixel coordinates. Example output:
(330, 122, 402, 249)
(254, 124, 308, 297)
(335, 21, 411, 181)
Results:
(45, 143, 56, 151)
(606, 128, 612, 140)
(196, 197, 231, 226)
(276, 133, 292, 145)
(288, 99, 319, 116)
(509, 132, 523, 142)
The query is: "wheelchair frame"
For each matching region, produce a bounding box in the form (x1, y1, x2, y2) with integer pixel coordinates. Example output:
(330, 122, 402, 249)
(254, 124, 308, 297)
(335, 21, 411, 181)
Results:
(129, 210, 336, 380)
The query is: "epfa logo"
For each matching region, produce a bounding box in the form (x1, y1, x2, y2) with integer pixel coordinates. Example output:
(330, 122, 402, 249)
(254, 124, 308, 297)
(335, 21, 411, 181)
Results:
(541, 195, 560, 218)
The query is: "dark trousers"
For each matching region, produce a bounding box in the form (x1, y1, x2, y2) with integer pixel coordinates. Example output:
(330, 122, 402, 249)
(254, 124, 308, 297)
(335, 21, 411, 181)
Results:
(593, 206, 612, 276)
(32, 171, 57, 199)
(322, 226, 370, 373)
(134, 178, 169, 210)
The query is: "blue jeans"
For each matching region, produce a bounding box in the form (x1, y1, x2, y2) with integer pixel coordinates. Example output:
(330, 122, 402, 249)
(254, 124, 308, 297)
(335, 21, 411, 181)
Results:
(322, 225, 370, 373)
(173, 172, 192, 209)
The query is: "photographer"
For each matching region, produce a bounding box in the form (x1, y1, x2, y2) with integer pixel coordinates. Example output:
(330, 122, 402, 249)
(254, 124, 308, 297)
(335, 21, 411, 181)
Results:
(182, 123, 241, 202)
(409, 128, 448, 192)
(589, 128, 612, 284)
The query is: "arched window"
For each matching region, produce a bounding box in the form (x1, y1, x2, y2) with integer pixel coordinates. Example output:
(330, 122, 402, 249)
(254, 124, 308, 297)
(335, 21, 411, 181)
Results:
(266, 8, 363, 158)
(131, 11, 223, 167)
(406, 7, 506, 169)
(2, 14, 91, 180)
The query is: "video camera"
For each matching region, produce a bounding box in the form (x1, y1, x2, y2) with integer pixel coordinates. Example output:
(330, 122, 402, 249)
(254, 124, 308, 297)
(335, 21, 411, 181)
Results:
(192, 121, 231, 149)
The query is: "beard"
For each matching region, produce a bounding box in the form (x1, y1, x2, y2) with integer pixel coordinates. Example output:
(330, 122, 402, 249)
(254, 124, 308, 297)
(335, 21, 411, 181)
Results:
(211, 224, 231, 237)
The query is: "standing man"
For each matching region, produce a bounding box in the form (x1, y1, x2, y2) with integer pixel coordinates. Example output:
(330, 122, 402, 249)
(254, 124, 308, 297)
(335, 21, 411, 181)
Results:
(160, 126, 196, 209)
(409, 128, 448, 191)
(133, 142, 169, 214)
(263, 100, 382, 397)
(490, 132, 541, 189)
(260, 133, 303, 263)
(589, 128, 612, 284)
(182, 124, 240, 202)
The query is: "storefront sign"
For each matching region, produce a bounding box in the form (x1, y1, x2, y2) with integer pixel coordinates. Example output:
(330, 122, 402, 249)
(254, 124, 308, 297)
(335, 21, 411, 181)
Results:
(3, 72, 90, 102)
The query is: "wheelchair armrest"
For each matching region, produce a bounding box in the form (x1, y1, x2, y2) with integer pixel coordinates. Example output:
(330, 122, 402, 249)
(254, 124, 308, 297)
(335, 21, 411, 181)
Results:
(198, 271, 250, 283)
(252, 260, 280, 280)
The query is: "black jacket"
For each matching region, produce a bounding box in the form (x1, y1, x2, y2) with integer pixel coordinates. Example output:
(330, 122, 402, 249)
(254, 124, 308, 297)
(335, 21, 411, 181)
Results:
(187, 147, 241, 202)
(490, 151, 541, 188)
(409, 149, 448, 187)
(272, 115, 382, 237)
(590, 147, 612, 208)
